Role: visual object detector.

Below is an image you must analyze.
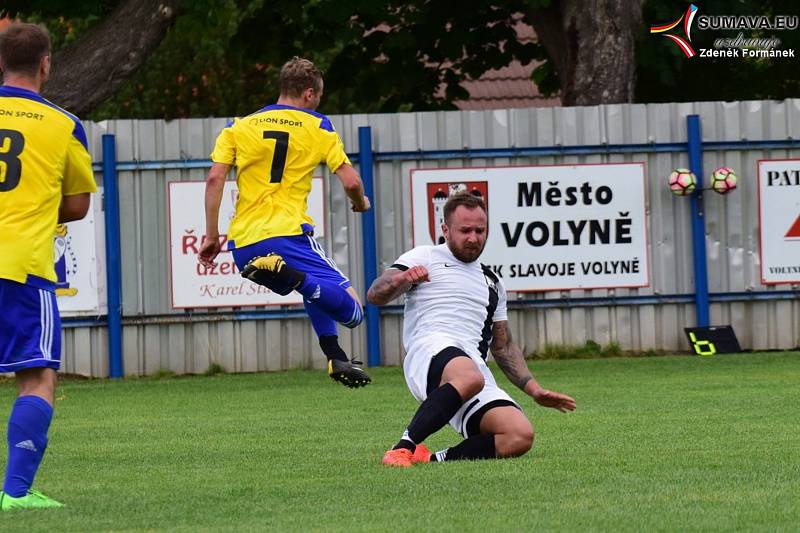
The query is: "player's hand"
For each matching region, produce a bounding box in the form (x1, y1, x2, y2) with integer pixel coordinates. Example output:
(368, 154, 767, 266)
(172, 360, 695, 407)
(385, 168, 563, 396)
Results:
(531, 387, 576, 413)
(399, 265, 429, 286)
(351, 196, 371, 212)
(198, 235, 222, 267)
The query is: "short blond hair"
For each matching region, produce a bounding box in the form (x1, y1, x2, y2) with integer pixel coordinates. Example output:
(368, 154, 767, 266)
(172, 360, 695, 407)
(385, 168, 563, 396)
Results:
(279, 56, 322, 98)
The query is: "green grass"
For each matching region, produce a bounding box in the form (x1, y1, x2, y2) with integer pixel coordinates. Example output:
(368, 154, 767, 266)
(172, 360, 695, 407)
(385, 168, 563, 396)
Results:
(1, 352, 799, 531)
(533, 340, 625, 359)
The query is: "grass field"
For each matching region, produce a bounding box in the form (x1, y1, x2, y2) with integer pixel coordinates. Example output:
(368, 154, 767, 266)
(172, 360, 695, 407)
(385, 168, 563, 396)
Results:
(1, 352, 798, 531)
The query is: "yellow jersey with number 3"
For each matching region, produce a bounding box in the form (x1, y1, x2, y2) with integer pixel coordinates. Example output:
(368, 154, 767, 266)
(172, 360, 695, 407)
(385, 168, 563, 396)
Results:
(210, 104, 351, 248)
(0, 86, 96, 289)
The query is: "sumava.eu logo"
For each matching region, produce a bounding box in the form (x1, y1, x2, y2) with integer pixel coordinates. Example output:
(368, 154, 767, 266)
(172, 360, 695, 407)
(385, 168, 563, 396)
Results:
(650, 4, 699, 58)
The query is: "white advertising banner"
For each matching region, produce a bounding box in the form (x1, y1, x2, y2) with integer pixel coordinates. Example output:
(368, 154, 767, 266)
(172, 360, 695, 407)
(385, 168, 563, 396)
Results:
(56, 192, 105, 316)
(411, 164, 649, 291)
(168, 179, 325, 308)
(758, 159, 800, 284)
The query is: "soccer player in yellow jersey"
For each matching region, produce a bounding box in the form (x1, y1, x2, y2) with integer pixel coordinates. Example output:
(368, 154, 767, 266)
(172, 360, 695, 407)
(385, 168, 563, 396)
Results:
(199, 57, 372, 388)
(0, 24, 96, 510)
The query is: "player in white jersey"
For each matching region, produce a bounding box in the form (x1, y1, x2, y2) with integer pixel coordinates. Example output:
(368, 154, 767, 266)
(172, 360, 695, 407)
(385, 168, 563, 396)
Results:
(368, 192, 576, 467)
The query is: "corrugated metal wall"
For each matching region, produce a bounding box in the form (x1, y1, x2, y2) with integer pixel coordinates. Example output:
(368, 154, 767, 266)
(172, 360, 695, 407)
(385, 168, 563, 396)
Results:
(64, 100, 800, 376)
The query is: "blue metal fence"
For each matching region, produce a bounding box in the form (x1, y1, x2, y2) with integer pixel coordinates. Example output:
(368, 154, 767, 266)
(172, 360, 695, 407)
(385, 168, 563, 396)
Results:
(686, 116, 710, 328)
(76, 114, 800, 375)
(102, 134, 124, 378)
(358, 127, 382, 367)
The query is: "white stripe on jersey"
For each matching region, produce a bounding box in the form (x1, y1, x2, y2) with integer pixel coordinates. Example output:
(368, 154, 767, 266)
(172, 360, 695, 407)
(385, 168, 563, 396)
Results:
(394, 244, 507, 359)
(305, 234, 345, 276)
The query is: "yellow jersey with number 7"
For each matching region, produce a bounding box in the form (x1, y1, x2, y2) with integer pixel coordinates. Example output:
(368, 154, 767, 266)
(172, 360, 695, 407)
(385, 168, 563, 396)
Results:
(0, 86, 96, 290)
(210, 104, 351, 248)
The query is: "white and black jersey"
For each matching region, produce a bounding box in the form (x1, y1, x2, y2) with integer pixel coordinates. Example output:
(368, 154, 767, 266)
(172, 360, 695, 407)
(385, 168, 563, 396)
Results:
(391, 243, 507, 362)
(391, 244, 517, 420)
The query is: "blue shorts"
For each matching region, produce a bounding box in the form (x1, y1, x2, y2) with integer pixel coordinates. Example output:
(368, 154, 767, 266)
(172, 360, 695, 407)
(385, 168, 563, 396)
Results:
(0, 279, 61, 372)
(230, 232, 350, 296)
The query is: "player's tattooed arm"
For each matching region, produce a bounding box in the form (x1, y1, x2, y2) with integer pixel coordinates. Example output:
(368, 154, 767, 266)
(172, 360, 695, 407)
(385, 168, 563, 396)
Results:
(491, 321, 577, 412)
(367, 265, 429, 305)
(490, 321, 535, 391)
(366, 269, 405, 305)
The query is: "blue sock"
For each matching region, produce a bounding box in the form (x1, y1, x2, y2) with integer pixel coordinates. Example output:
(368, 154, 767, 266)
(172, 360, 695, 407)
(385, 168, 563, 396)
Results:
(297, 276, 363, 328)
(3, 395, 53, 497)
(304, 300, 338, 337)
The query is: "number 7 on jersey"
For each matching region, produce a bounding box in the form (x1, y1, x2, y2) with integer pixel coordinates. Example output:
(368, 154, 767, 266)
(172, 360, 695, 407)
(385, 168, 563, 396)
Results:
(263, 130, 289, 183)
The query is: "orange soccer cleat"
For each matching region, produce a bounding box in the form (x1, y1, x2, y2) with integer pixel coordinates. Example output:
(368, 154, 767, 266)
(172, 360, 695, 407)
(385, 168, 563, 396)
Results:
(411, 443, 432, 464)
(382, 448, 414, 467)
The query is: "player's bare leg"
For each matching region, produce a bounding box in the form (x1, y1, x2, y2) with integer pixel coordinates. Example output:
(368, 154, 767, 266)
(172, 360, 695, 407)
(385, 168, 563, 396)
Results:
(424, 405, 532, 463)
(439, 357, 485, 399)
(478, 406, 534, 458)
(16, 368, 57, 405)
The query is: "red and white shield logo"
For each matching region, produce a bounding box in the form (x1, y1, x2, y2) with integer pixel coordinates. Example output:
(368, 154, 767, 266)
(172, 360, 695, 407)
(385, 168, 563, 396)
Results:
(426, 181, 488, 244)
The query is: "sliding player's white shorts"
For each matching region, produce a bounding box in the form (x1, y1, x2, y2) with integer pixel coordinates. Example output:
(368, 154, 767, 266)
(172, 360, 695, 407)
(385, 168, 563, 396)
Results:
(403, 340, 519, 438)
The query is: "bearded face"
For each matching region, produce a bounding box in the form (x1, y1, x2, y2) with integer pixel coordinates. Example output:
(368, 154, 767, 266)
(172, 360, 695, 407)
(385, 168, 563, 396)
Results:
(442, 205, 487, 263)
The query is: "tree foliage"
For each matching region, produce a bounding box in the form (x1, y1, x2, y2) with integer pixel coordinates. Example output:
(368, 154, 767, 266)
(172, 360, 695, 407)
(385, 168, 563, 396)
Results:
(2, 0, 179, 116)
(4, 0, 796, 119)
(5, 0, 547, 118)
(92, 0, 547, 118)
(321, 0, 546, 112)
